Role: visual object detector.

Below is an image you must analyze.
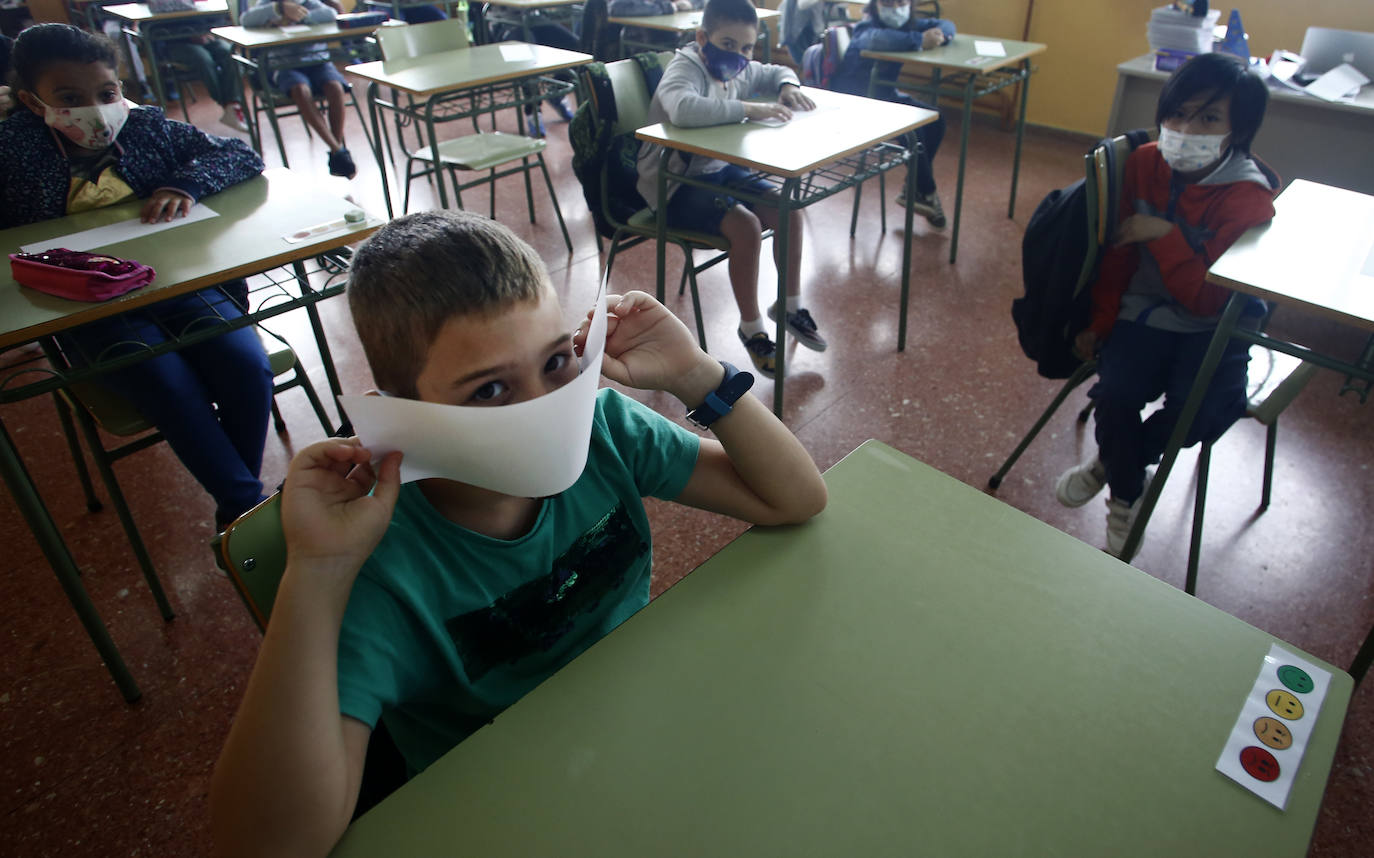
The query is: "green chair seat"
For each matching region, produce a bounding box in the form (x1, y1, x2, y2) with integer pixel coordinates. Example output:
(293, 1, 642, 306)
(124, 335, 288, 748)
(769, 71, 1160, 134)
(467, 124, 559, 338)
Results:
(627, 208, 730, 251)
(411, 132, 547, 171)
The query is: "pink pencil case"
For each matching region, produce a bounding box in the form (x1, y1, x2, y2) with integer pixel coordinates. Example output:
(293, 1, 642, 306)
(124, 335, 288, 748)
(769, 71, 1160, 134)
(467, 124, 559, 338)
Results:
(9, 248, 155, 302)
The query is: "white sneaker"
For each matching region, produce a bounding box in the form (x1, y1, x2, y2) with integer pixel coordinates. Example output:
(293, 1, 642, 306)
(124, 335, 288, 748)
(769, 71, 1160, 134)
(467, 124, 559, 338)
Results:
(1055, 457, 1106, 507)
(1104, 471, 1153, 558)
(220, 104, 250, 133)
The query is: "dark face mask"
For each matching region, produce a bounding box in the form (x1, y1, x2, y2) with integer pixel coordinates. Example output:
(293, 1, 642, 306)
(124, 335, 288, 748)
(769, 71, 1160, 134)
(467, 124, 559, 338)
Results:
(701, 40, 750, 82)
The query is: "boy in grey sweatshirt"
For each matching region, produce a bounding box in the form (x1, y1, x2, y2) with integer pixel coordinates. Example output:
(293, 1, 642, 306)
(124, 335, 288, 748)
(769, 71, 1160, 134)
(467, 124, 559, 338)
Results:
(636, 0, 824, 378)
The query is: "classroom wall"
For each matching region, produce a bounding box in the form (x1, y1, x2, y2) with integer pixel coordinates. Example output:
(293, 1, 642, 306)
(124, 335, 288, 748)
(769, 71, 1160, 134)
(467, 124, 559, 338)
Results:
(944, 0, 1374, 136)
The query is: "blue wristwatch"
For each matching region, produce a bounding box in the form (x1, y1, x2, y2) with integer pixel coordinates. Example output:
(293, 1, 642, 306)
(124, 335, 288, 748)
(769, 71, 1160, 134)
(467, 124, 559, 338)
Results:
(686, 361, 754, 429)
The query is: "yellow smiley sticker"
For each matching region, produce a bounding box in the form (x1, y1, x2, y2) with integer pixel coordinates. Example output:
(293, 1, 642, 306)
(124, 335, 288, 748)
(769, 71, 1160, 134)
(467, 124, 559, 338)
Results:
(1253, 716, 1293, 750)
(1266, 689, 1304, 720)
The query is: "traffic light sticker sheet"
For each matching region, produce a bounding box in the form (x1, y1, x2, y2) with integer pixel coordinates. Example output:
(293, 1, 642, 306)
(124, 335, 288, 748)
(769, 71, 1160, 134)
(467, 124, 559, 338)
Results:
(1216, 643, 1332, 810)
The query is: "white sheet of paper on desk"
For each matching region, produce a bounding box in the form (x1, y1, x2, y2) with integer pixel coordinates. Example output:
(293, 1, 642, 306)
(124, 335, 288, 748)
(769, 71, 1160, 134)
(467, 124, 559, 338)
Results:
(278, 24, 312, 33)
(1214, 643, 1332, 810)
(1303, 63, 1370, 102)
(338, 284, 607, 497)
(974, 40, 1006, 57)
(19, 205, 219, 254)
(749, 115, 789, 127)
(500, 44, 533, 61)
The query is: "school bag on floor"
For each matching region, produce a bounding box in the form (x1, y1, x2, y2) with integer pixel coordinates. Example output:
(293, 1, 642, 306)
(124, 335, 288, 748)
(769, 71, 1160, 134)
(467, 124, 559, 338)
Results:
(1011, 129, 1150, 379)
(568, 53, 667, 239)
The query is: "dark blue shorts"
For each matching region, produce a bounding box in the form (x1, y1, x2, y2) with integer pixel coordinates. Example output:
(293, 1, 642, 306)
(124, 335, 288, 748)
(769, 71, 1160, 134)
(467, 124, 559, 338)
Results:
(273, 62, 347, 96)
(665, 164, 773, 235)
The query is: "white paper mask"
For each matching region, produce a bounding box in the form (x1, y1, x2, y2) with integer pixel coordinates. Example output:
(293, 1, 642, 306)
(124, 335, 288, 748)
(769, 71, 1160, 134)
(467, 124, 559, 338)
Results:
(338, 284, 607, 497)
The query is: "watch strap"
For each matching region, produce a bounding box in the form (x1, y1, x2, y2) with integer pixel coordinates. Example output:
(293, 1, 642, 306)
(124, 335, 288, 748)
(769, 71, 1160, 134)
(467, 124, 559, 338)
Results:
(686, 361, 754, 429)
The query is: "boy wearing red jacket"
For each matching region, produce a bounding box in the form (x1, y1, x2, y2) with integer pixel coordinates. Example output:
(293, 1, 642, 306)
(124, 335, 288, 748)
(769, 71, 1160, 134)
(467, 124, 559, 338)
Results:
(1055, 53, 1279, 556)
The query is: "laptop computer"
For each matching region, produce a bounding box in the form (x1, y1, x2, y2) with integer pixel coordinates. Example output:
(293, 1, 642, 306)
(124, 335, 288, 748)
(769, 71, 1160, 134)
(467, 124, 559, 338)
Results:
(1300, 27, 1374, 77)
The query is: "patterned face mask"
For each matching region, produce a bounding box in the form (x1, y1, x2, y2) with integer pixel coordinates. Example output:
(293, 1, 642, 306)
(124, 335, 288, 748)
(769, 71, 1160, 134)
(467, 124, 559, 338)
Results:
(38, 97, 130, 150)
(877, 4, 910, 29)
(1157, 126, 1228, 173)
(701, 40, 750, 82)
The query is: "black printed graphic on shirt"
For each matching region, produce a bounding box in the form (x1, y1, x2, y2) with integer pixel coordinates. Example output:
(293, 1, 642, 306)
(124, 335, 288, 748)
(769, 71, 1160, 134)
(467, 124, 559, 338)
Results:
(444, 504, 647, 683)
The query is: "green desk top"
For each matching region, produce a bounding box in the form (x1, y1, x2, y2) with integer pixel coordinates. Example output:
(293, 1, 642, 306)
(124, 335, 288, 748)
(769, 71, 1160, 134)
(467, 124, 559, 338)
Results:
(1206, 180, 1374, 332)
(212, 22, 382, 50)
(345, 41, 592, 97)
(0, 168, 381, 349)
(331, 440, 1350, 857)
(862, 32, 1046, 76)
(635, 87, 936, 178)
(607, 7, 777, 33)
(103, 0, 227, 22)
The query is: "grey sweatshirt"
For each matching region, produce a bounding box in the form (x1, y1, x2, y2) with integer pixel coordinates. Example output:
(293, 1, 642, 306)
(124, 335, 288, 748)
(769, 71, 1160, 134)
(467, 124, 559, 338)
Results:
(635, 44, 800, 208)
(241, 0, 339, 64)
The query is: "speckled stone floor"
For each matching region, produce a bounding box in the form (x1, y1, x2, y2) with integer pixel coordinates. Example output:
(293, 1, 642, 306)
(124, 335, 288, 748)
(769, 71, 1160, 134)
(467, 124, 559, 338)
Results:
(1, 79, 1370, 857)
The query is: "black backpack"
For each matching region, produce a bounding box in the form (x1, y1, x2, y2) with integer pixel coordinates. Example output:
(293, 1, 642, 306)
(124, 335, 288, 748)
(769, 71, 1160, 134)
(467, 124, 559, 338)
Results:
(568, 53, 667, 240)
(1012, 129, 1151, 379)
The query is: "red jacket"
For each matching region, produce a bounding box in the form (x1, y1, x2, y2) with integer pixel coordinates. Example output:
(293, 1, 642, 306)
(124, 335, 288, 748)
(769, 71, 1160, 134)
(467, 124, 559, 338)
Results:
(1088, 143, 1279, 339)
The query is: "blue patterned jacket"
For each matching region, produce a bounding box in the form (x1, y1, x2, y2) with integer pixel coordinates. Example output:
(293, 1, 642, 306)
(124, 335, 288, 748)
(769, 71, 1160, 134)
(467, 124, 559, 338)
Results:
(0, 106, 264, 229)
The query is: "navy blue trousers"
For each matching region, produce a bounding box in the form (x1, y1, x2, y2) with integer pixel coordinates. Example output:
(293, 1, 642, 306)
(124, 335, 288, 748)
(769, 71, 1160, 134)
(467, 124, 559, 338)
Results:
(1090, 319, 1251, 504)
(892, 93, 944, 195)
(59, 285, 273, 524)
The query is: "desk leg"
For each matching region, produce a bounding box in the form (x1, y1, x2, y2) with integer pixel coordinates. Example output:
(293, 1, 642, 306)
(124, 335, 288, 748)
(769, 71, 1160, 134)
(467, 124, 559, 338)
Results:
(948, 77, 974, 265)
(1117, 294, 1246, 564)
(0, 418, 141, 703)
(1007, 59, 1031, 219)
(254, 57, 290, 168)
(367, 83, 395, 220)
(772, 177, 798, 417)
(654, 151, 669, 308)
(898, 149, 916, 351)
(294, 261, 348, 434)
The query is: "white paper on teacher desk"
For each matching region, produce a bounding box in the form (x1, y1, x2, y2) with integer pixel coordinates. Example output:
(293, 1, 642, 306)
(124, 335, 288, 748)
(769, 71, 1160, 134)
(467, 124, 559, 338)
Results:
(339, 284, 607, 498)
(1304, 63, 1369, 102)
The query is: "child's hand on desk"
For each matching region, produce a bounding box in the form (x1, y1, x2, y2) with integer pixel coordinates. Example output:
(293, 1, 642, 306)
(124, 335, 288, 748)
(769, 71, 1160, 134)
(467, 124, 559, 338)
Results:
(778, 84, 815, 111)
(1112, 213, 1173, 246)
(140, 190, 193, 223)
(575, 291, 722, 405)
(672, 0, 693, 9)
(745, 101, 792, 123)
(281, 438, 402, 577)
(280, 1, 309, 23)
(921, 28, 947, 50)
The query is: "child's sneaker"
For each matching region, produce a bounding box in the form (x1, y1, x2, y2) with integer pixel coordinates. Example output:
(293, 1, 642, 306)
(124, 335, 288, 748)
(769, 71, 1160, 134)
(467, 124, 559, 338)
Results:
(737, 328, 777, 379)
(524, 105, 545, 138)
(896, 189, 947, 228)
(1055, 456, 1106, 507)
(328, 147, 357, 179)
(1104, 471, 1153, 558)
(549, 96, 574, 122)
(767, 303, 828, 352)
(220, 104, 250, 133)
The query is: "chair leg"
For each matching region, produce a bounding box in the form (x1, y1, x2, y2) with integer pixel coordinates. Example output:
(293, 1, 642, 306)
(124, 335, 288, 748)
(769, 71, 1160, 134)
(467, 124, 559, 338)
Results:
(1186, 442, 1211, 596)
(1351, 619, 1374, 687)
(69, 407, 175, 621)
(521, 156, 535, 224)
(53, 394, 103, 513)
(988, 360, 1098, 489)
(270, 398, 286, 433)
(1260, 420, 1278, 512)
(849, 182, 863, 238)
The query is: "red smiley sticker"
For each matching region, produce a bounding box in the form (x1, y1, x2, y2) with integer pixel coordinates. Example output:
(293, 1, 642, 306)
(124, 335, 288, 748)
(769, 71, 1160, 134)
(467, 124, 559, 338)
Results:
(1239, 746, 1281, 782)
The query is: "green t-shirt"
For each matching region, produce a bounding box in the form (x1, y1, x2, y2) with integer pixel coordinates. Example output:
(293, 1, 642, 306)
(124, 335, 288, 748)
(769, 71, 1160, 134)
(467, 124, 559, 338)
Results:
(336, 388, 701, 774)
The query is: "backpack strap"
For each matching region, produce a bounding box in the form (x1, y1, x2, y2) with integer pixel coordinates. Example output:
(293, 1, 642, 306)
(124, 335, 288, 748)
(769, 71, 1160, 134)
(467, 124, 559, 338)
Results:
(632, 50, 667, 97)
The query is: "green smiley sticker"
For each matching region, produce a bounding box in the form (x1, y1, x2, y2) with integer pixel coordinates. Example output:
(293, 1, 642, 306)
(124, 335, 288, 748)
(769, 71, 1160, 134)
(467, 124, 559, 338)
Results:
(1277, 665, 1314, 694)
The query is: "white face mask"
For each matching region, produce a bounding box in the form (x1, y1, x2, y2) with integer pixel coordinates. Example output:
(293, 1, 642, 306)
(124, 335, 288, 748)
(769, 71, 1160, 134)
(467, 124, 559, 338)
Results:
(339, 286, 608, 498)
(37, 97, 130, 150)
(877, 4, 910, 28)
(1157, 126, 1228, 173)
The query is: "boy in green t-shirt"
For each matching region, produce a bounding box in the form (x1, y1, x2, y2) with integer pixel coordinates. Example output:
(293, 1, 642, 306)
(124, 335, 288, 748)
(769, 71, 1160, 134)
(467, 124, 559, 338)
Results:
(209, 210, 827, 857)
